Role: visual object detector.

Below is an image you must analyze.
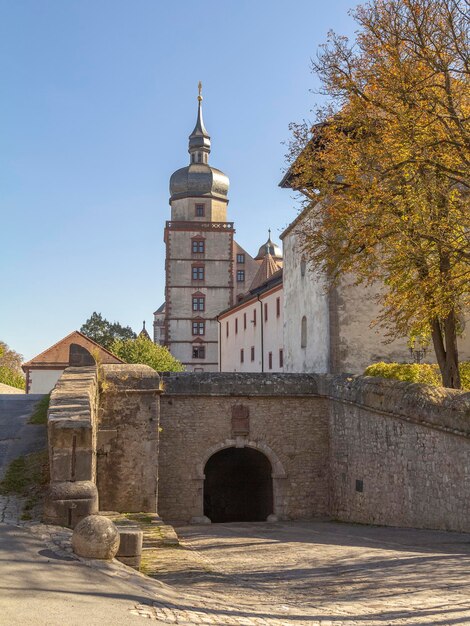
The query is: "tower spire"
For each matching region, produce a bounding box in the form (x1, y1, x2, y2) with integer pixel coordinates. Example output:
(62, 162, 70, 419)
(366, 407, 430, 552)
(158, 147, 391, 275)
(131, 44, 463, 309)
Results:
(189, 81, 211, 162)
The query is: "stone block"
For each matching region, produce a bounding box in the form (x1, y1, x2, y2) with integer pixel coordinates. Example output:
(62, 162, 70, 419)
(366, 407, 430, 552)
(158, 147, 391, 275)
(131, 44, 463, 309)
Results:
(44, 481, 98, 528)
(116, 529, 143, 557)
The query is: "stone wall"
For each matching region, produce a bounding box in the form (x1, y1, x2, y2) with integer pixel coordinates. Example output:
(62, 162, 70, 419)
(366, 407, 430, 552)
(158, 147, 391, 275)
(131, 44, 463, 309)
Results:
(159, 373, 331, 522)
(45, 364, 161, 526)
(159, 372, 470, 532)
(45, 366, 99, 527)
(97, 364, 161, 513)
(326, 376, 470, 532)
(46, 367, 470, 534)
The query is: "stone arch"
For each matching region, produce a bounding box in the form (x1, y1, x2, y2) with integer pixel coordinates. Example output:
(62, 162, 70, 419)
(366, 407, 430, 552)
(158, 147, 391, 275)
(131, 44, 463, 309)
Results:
(191, 439, 288, 523)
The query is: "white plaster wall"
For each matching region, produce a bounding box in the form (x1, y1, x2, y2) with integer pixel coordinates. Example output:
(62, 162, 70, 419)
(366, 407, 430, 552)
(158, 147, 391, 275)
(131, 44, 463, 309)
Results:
(219, 288, 283, 372)
(282, 229, 330, 373)
(29, 369, 63, 394)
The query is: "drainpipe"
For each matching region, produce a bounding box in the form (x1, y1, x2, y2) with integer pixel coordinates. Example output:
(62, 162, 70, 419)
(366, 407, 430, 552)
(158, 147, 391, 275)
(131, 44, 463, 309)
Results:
(257, 295, 264, 373)
(216, 315, 222, 372)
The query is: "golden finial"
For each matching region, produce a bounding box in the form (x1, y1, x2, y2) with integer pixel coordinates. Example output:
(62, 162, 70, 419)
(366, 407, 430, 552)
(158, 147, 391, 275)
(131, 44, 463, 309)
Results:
(198, 81, 203, 102)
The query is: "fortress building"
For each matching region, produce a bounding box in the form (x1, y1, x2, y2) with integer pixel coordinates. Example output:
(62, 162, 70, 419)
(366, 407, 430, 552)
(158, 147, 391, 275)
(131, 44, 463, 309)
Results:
(162, 85, 259, 371)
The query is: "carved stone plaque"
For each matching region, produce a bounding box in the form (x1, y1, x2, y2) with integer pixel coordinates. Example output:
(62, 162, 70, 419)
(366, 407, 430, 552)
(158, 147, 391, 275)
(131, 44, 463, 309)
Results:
(231, 404, 250, 436)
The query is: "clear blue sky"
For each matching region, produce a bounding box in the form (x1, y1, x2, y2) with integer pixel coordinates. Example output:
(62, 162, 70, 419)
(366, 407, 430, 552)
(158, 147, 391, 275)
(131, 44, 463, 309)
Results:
(0, 0, 357, 361)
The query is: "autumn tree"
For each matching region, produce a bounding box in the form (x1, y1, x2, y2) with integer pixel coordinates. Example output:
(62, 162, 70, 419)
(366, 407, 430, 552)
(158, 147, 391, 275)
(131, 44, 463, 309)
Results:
(111, 335, 184, 372)
(288, 0, 469, 388)
(0, 341, 25, 390)
(80, 312, 136, 351)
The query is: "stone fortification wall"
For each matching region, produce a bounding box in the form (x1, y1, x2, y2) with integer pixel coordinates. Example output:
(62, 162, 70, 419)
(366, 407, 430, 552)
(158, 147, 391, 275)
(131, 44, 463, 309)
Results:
(326, 376, 470, 532)
(45, 364, 161, 526)
(45, 366, 99, 527)
(160, 372, 470, 532)
(97, 364, 161, 513)
(159, 373, 331, 522)
(46, 367, 470, 534)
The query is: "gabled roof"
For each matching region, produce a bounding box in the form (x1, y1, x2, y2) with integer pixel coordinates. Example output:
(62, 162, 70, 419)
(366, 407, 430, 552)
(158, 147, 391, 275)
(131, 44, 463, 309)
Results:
(154, 303, 166, 315)
(22, 330, 123, 369)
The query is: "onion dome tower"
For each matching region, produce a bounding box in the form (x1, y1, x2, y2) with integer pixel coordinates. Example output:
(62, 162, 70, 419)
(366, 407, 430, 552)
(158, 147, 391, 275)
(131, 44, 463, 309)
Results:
(164, 83, 235, 371)
(169, 83, 229, 216)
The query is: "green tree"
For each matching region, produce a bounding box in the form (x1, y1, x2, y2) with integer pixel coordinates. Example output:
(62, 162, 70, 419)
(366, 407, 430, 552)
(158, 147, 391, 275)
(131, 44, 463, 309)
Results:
(288, 0, 469, 388)
(80, 312, 136, 350)
(111, 335, 184, 372)
(0, 341, 25, 390)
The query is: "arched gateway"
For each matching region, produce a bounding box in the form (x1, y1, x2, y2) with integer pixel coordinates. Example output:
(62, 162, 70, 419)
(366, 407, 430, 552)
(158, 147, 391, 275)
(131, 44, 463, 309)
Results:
(204, 447, 273, 522)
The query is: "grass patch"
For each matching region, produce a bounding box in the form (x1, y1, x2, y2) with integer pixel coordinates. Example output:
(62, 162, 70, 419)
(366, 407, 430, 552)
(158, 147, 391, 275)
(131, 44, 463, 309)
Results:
(0, 450, 49, 519)
(29, 394, 50, 425)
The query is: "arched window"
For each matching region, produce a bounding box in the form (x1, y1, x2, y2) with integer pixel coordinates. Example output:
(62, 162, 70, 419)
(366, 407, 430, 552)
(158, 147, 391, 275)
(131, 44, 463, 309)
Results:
(301, 316, 307, 348)
(300, 258, 306, 278)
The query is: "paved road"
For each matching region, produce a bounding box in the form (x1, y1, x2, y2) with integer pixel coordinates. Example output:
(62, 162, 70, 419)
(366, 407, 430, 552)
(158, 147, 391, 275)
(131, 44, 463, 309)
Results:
(0, 523, 167, 626)
(0, 394, 46, 480)
(143, 520, 470, 625)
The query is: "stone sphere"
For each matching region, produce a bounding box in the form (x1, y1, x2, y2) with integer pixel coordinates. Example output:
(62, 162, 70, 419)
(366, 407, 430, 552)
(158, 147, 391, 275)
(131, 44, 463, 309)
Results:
(72, 515, 120, 560)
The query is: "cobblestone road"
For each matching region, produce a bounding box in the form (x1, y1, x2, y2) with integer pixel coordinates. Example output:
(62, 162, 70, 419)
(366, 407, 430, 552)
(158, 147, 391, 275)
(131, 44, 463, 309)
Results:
(134, 521, 470, 625)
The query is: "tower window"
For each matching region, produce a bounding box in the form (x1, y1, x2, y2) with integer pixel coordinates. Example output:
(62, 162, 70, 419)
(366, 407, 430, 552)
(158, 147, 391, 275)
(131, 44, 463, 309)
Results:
(253, 308, 256, 326)
(236, 253, 245, 264)
(300, 258, 307, 277)
(226, 321, 229, 337)
(268, 352, 273, 370)
(192, 346, 206, 359)
(192, 240, 205, 254)
(192, 296, 205, 312)
(301, 316, 307, 348)
(192, 266, 204, 280)
(240, 348, 244, 363)
(237, 270, 245, 282)
(276, 297, 281, 318)
(264, 302, 268, 322)
(244, 313, 247, 330)
(235, 318, 238, 334)
(192, 321, 205, 335)
(250, 346, 255, 361)
(195, 204, 205, 217)
(279, 349, 284, 368)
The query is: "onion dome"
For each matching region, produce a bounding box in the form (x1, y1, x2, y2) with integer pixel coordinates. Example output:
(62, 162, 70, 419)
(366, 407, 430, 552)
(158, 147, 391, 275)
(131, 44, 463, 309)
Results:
(169, 83, 229, 203)
(255, 230, 283, 261)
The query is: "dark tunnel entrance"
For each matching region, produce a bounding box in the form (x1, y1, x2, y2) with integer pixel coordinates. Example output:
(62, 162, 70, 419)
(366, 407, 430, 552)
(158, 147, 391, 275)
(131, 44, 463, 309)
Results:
(203, 447, 273, 523)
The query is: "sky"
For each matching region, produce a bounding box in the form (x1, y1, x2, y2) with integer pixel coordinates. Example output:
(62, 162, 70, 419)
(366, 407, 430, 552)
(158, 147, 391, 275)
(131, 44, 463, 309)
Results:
(0, 0, 358, 362)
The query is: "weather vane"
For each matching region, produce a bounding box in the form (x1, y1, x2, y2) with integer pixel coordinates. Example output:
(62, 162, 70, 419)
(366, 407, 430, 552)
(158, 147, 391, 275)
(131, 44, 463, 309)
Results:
(198, 81, 203, 102)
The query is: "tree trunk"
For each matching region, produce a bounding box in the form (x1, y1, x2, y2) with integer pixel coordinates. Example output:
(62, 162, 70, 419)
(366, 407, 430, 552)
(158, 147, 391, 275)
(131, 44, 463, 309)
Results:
(430, 312, 461, 389)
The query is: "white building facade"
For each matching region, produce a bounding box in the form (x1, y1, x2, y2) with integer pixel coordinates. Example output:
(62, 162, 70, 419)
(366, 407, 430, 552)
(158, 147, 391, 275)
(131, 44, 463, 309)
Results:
(218, 271, 284, 372)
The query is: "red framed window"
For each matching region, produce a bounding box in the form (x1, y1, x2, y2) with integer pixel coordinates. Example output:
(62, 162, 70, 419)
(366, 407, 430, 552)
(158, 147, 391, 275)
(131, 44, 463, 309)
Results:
(192, 265, 204, 281)
(192, 239, 205, 254)
(237, 270, 245, 282)
(192, 295, 205, 312)
(192, 320, 205, 335)
(236, 253, 245, 264)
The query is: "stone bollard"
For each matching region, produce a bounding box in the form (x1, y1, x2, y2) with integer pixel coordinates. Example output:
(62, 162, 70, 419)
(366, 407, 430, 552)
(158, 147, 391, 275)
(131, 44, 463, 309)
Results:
(116, 528, 144, 570)
(72, 514, 120, 559)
